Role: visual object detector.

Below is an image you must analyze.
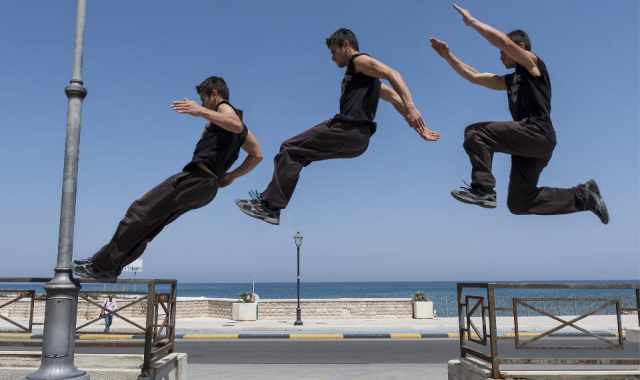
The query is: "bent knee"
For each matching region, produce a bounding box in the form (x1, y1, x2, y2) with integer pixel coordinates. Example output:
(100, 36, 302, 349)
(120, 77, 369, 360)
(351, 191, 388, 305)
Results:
(464, 123, 485, 138)
(463, 133, 480, 151)
(279, 141, 294, 152)
(507, 198, 530, 215)
(353, 141, 370, 157)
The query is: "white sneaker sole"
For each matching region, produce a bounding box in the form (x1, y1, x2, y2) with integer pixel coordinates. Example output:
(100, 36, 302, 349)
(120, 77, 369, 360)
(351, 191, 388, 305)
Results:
(451, 191, 497, 209)
(235, 200, 280, 225)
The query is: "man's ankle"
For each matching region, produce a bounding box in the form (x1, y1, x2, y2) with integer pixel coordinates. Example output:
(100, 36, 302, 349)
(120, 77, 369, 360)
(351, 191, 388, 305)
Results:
(472, 183, 495, 195)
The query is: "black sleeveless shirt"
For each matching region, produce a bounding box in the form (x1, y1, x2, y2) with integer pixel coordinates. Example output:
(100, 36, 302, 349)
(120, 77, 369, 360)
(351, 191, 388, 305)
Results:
(334, 53, 381, 134)
(505, 56, 555, 138)
(183, 101, 248, 177)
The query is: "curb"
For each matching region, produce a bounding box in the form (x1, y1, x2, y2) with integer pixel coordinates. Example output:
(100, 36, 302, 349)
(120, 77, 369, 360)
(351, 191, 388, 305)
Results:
(0, 331, 620, 342)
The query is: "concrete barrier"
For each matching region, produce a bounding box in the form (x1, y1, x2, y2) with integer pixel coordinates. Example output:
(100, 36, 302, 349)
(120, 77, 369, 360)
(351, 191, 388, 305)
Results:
(448, 357, 640, 380)
(625, 327, 640, 343)
(0, 351, 187, 380)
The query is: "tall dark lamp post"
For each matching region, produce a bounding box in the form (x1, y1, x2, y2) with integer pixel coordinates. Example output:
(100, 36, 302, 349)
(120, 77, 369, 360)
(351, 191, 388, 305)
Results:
(294, 232, 303, 326)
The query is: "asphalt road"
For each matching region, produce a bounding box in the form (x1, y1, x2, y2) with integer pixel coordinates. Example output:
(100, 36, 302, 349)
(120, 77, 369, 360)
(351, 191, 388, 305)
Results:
(2, 338, 638, 365)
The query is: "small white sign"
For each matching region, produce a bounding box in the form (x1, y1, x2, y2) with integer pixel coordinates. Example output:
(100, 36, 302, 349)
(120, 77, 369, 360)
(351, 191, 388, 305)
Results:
(123, 259, 143, 273)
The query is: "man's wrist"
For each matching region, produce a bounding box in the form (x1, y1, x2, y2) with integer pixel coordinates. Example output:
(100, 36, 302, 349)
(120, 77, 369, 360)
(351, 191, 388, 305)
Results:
(405, 103, 416, 113)
(197, 106, 209, 118)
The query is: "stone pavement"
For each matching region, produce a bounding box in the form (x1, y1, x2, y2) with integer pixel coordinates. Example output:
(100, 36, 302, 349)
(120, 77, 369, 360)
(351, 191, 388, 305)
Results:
(187, 363, 448, 380)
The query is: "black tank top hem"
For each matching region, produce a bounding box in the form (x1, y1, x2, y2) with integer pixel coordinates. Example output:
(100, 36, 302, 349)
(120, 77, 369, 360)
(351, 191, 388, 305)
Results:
(330, 114, 377, 135)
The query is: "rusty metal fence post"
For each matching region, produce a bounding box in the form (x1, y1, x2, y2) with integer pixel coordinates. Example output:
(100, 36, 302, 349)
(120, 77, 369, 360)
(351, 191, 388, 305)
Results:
(456, 284, 465, 359)
(169, 282, 177, 354)
(142, 280, 156, 377)
(636, 288, 640, 327)
(487, 284, 500, 379)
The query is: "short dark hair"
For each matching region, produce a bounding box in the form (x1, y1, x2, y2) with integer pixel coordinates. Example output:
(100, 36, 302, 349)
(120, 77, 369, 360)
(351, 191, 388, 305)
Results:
(196, 76, 229, 100)
(507, 29, 532, 51)
(325, 28, 359, 50)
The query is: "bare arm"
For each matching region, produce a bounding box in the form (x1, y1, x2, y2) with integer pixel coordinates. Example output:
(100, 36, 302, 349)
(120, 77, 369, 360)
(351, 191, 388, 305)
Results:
(452, 3, 540, 77)
(354, 55, 440, 141)
(353, 55, 419, 123)
(380, 83, 405, 115)
(218, 130, 263, 188)
(430, 37, 506, 90)
(171, 100, 244, 133)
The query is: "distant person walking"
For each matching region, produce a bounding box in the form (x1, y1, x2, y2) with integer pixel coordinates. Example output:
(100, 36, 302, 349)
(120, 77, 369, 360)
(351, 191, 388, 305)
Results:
(100, 295, 117, 333)
(430, 4, 608, 223)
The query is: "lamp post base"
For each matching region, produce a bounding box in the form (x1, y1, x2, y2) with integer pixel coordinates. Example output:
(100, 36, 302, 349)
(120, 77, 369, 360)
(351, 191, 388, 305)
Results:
(25, 270, 88, 380)
(294, 308, 303, 326)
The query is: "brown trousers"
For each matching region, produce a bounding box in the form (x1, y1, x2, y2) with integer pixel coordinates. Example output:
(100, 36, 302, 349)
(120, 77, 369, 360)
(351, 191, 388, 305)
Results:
(262, 119, 371, 210)
(92, 169, 218, 273)
(463, 120, 585, 215)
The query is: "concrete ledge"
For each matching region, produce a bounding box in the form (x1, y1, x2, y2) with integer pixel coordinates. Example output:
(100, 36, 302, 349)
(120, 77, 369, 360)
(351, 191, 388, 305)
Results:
(503, 370, 640, 379)
(625, 327, 640, 343)
(448, 357, 640, 380)
(448, 358, 494, 380)
(0, 351, 187, 380)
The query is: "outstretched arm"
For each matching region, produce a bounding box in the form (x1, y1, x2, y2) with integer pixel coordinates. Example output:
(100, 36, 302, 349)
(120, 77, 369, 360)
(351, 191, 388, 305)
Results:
(380, 84, 441, 141)
(452, 3, 540, 77)
(218, 130, 263, 188)
(171, 100, 244, 133)
(354, 55, 440, 141)
(430, 37, 506, 90)
(380, 83, 405, 114)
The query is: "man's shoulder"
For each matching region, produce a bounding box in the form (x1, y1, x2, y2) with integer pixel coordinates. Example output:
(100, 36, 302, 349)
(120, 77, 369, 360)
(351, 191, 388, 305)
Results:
(217, 102, 236, 113)
(351, 53, 375, 67)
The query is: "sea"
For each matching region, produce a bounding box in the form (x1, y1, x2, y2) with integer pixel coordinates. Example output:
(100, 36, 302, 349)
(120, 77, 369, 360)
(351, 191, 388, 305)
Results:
(2, 280, 637, 317)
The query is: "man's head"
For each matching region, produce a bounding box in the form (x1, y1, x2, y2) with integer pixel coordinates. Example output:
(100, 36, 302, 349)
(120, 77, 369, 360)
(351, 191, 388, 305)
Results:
(196, 76, 229, 109)
(108, 295, 113, 301)
(500, 29, 532, 68)
(326, 28, 359, 67)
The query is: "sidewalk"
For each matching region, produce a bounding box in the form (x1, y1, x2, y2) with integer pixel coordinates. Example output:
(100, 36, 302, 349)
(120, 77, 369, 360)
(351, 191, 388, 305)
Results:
(187, 364, 448, 380)
(171, 315, 636, 335)
(1, 314, 635, 339)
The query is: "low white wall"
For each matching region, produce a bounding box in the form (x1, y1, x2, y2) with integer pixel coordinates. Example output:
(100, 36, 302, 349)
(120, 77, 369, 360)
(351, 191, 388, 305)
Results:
(0, 296, 415, 321)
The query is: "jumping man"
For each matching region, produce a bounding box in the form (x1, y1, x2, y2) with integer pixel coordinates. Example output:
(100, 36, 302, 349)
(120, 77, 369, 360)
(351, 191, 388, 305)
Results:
(236, 28, 440, 225)
(74, 76, 263, 281)
(430, 4, 608, 223)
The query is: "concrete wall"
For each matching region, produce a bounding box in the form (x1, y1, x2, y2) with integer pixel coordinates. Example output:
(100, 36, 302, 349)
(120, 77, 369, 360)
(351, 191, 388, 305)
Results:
(258, 298, 412, 319)
(0, 296, 415, 322)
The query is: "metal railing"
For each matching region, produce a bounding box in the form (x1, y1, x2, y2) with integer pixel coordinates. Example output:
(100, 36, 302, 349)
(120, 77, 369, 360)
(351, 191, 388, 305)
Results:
(457, 282, 640, 379)
(0, 277, 177, 377)
(0, 289, 36, 333)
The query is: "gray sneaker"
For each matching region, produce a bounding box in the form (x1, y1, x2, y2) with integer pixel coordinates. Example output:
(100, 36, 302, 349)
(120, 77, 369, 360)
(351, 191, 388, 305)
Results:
(583, 179, 609, 224)
(235, 190, 281, 225)
(73, 257, 91, 266)
(73, 261, 118, 283)
(451, 183, 497, 209)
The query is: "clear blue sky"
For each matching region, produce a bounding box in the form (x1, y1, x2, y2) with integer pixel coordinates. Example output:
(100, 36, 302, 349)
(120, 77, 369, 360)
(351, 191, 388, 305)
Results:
(0, 1, 637, 282)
